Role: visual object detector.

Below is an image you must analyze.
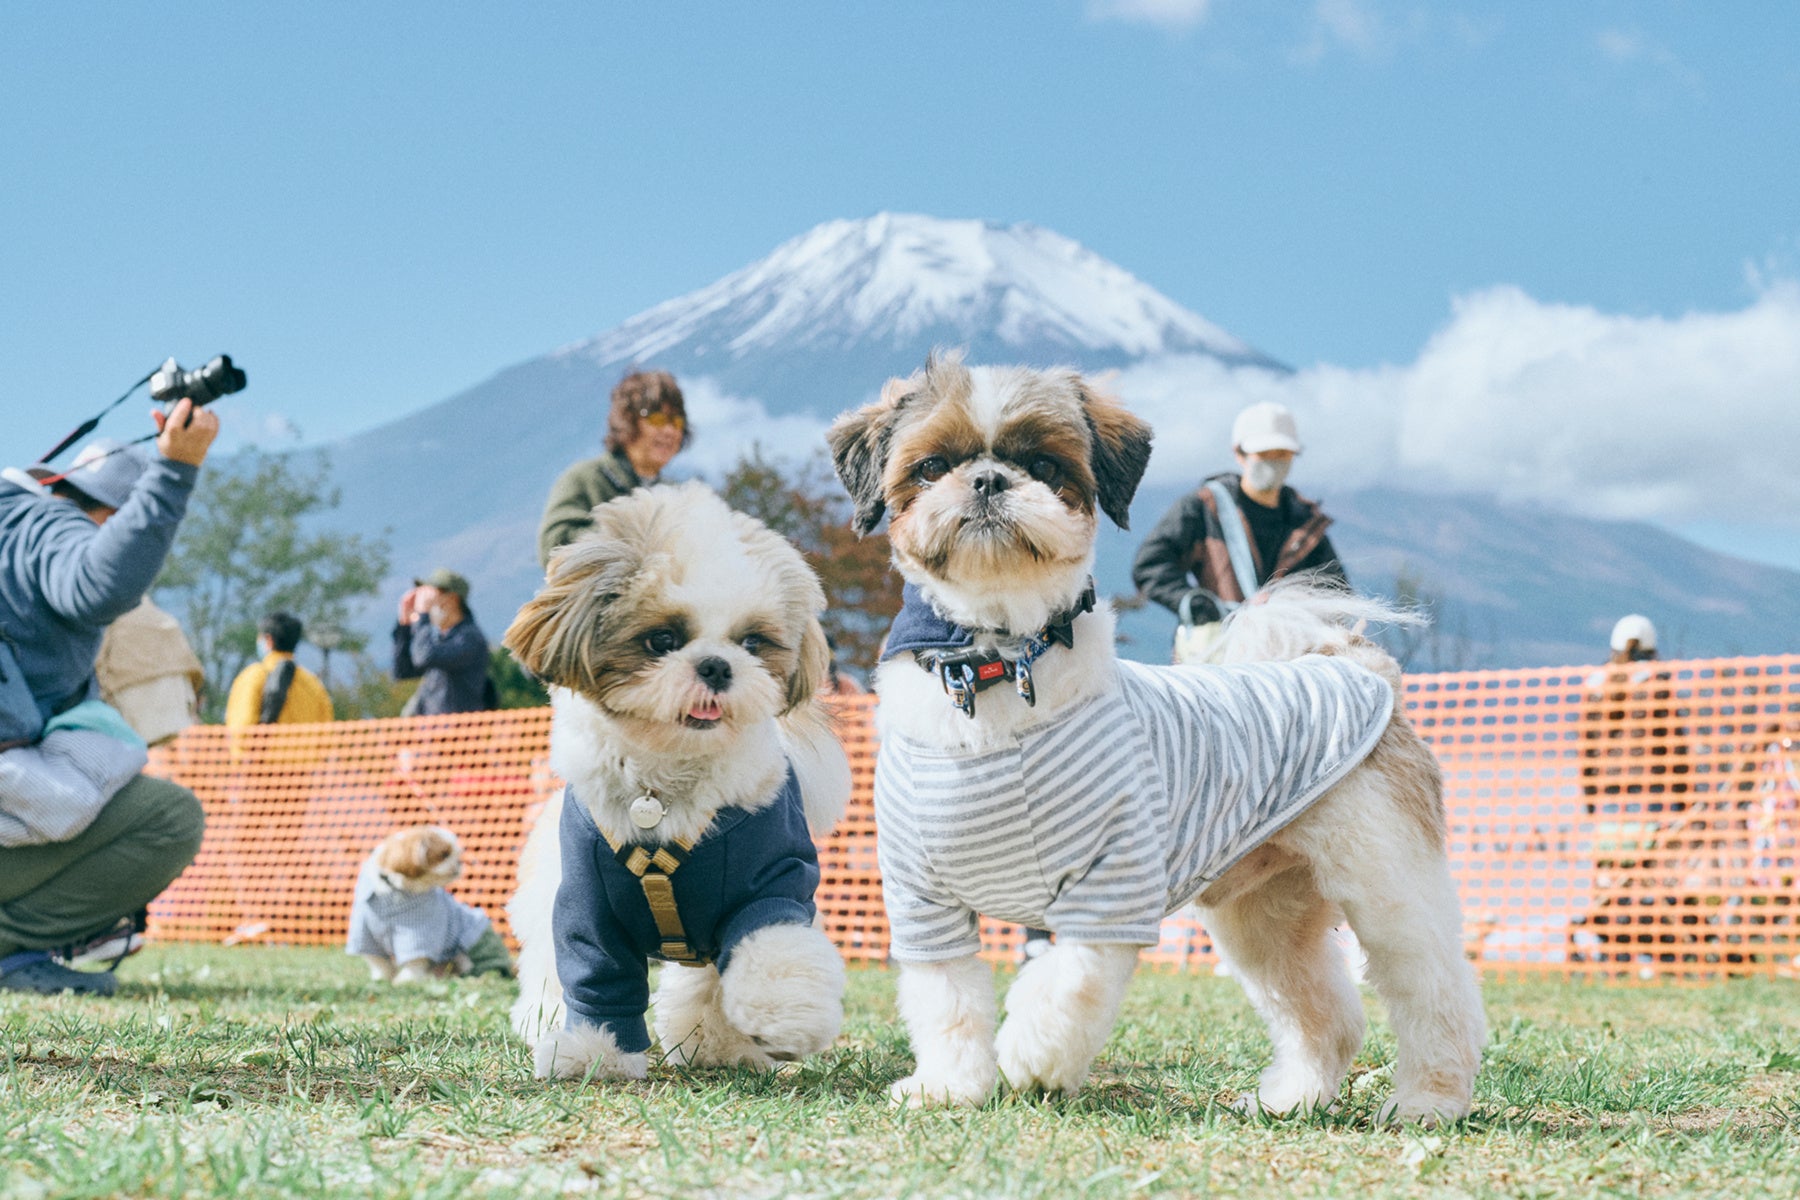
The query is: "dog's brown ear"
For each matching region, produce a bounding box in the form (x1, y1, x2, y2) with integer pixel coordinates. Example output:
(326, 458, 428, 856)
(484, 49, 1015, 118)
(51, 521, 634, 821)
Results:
(421, 828, 455, 869)
(783, 615, 833, 714)
(382, 826, 431, 876)
(827, 376, 912, 536)
(373, 829, 406, 873)
(503, 529, 641, 692)
(1080, 381, 1154, 529)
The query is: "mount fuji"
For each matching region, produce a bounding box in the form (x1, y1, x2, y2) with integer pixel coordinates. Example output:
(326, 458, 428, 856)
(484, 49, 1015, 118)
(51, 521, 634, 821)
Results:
(323, 214, 1287, 651)
(317, 213, 1800, 671)
(560, 214, 1282, 395)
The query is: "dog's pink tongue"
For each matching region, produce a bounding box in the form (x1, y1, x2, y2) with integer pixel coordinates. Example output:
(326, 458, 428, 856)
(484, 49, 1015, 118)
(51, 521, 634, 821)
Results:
(689, 701, 723, 721)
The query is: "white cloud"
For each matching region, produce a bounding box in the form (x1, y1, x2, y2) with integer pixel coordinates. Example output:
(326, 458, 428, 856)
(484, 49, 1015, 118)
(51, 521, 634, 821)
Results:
(1595, 26, 1702, 93)
(673, 284, 1800, 540)
(1596, 27, 1647, 62)
(1112, 281, 1800, 528)
(1292, 0, 1390, 64)
(259, 412, 303, 442)
(1085, 0, 1214, 33)
(674, 376, 833, 479)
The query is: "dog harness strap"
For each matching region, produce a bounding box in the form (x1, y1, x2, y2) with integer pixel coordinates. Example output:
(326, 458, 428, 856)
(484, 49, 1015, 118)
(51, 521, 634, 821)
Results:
(610, 836, 708, 965)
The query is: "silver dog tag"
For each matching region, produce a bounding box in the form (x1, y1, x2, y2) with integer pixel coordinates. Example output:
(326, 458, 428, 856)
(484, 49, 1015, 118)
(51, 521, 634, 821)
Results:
(629, 794, 666, 830)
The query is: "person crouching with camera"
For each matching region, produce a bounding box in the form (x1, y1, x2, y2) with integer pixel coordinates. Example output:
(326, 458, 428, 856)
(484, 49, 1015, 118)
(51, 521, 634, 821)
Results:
(0, 398, 218, 995)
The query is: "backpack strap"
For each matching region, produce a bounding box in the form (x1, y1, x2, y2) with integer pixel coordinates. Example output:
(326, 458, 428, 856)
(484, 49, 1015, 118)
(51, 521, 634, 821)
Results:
(1203, 480, 1262, 604)
(259, 659, 297, 725)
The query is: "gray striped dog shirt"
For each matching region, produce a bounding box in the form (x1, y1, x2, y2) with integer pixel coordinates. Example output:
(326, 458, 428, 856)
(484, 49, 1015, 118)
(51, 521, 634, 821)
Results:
(874, 654, 1395, 962)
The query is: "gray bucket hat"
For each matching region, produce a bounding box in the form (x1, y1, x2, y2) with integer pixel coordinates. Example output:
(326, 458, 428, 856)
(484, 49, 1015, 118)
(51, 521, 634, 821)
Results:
(29, 438, 148, 509)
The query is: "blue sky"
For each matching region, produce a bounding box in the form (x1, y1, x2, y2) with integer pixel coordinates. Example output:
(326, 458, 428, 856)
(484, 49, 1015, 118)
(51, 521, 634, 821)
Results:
(6, 1, 1798, 565)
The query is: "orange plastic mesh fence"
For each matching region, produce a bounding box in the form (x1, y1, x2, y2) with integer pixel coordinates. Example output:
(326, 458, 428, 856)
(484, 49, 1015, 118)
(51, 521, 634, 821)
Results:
(145, 656, 1800, 981)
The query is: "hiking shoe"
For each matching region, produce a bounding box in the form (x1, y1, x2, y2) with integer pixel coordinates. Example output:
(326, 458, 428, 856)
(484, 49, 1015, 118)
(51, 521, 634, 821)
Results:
(0, 951, 118, 996)
(53, 914, 146, 970)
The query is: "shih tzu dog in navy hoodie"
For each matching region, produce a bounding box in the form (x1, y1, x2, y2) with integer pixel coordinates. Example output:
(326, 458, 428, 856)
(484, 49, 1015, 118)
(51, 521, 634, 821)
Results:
(503, 483, 851, 1083)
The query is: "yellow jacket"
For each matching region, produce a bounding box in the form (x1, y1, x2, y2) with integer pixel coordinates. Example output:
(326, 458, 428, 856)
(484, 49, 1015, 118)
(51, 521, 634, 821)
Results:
(224, 652, 334, 728)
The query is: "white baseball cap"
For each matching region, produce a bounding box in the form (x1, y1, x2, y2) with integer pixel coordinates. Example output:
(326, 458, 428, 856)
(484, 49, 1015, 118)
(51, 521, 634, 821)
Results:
(1231, 402, 1302, 455)
(1610, 614, 1657, 653)
(28, 438, 148, 510)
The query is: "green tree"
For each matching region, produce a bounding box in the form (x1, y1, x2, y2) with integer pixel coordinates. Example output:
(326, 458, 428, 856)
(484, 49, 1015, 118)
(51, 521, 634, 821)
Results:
(154, 449, 391, 721)
(489, 645, 549, 709)
(717, 445, 903, 675)
(327, 653, 417, 721)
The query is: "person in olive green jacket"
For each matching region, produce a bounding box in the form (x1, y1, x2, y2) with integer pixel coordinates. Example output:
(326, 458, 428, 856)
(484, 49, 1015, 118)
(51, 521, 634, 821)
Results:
(536, 370, 692, 567)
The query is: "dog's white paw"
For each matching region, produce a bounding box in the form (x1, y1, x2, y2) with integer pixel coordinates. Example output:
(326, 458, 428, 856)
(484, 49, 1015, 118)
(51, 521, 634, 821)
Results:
(653, 964, 776, 1071)
(1378, 1093, 1472, 1127)
(532, 1024, 648, 1083)
(994, 949, 1115, 1095)
(1231, 1087, 1335, 1119)
(1230, 1062, 1343, 1118)
(718, 923, 845, 1064)
(995, 1014, 1091, 1095)
(888, 1070, 993, 1109)
(392, 958, 434, 985)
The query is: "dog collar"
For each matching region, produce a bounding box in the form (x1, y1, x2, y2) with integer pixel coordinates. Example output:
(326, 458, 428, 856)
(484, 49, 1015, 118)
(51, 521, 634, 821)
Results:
(896, 581, 1097, 719)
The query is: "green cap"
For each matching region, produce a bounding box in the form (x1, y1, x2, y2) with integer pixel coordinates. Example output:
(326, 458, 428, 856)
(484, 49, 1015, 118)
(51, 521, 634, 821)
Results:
(414, 568, 470, 598)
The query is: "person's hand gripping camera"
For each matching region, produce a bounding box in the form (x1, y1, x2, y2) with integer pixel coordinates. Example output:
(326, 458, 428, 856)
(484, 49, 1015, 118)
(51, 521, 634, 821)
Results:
(151, 397, 220, 467)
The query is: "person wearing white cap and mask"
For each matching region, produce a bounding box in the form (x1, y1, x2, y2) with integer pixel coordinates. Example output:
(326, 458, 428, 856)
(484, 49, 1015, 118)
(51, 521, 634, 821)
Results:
(0, 400, 218, 996)
(1131, 401, 1349, 663)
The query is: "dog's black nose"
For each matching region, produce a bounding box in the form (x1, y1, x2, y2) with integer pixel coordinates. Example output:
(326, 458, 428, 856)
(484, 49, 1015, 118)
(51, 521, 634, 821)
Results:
(694, 656, 733, 692)
(970, 469, 1009, 498)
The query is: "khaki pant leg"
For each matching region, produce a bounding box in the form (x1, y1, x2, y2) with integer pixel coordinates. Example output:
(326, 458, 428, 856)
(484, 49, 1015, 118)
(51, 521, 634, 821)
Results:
(0, 773, 205, 958)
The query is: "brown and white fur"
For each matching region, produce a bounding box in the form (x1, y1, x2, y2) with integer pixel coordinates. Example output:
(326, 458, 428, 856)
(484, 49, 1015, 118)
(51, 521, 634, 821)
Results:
(359, 825, 475, 984)
(503, 482, 851, 1083)
(827, 354, 1485, 1123)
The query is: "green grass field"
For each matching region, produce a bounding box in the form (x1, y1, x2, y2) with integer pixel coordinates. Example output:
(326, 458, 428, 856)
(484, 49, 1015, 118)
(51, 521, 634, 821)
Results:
(3, 946, 1798, 1200)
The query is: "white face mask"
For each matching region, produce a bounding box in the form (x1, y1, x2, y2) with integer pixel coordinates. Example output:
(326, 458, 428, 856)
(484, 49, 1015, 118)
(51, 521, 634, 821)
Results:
(1243, 456, 1291, 494)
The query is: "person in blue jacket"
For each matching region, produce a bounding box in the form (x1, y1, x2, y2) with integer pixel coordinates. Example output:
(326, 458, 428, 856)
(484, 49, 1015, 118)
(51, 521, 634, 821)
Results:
(392, 569, 491, 715)
(0, 401, 217, 995)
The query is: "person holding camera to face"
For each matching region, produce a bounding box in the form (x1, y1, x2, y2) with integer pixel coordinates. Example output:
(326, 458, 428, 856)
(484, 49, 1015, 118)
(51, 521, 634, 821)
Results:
(392, 569, 491, 717)
(0, 398, 218, 995)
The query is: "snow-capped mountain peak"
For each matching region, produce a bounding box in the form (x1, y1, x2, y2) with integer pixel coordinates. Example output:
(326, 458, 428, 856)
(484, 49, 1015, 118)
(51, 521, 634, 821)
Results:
(561, 213, 1279, 371)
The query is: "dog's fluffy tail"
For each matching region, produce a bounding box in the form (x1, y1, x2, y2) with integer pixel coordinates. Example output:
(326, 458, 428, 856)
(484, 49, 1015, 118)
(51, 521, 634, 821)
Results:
(778, 702, 852, 836)
(1207, 577, 1422, 688)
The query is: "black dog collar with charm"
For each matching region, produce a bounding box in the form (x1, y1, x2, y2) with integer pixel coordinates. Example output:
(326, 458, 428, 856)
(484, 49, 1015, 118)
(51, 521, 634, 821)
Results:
(881, 580, 1097, 718)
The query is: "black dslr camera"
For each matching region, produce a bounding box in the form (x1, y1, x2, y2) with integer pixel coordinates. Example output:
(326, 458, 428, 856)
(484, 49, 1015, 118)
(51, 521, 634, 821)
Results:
(149, 355, 248, 406)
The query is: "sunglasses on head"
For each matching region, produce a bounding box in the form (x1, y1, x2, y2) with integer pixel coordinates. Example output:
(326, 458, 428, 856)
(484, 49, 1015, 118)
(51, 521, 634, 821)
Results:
(637, 408, 684, 429)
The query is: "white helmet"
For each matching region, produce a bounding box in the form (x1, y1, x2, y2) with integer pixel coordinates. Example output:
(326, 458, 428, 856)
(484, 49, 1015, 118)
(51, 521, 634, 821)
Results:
(1609, 614, 1657, 653)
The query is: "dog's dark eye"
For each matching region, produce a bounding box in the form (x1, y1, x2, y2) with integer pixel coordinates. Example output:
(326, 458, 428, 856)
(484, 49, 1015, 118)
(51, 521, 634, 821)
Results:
(741, 633, 766, 654)
(916, 456, 950, 483)
(644, 628, 683, 656)
(1027, 456, 1062, 486)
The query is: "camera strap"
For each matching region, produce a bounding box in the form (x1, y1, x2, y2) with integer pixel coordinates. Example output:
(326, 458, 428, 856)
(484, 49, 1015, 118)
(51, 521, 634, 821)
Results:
(37, 368, 157, 466)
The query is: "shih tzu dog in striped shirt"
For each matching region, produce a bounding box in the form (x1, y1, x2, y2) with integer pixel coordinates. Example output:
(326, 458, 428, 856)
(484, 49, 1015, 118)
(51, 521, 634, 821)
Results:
(828, 354, 1485, 1125)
